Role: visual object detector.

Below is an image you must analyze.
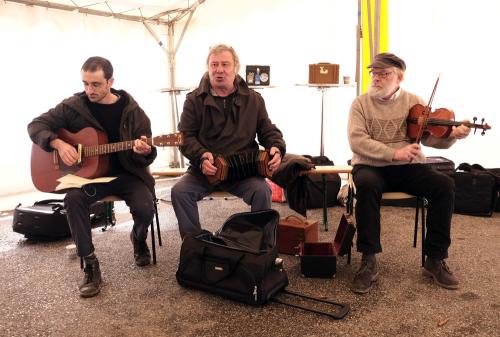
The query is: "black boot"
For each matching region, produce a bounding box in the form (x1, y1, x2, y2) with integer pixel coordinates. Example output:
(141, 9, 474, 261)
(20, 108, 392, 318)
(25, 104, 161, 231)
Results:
(79, 255, 102, 298)
(130, 232, 151, 266)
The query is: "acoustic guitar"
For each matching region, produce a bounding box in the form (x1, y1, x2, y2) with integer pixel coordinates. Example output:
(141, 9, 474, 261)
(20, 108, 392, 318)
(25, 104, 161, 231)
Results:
(31, 127, 183, 193)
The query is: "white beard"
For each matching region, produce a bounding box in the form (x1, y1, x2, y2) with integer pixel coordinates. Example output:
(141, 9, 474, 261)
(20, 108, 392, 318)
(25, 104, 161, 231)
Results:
(368, 85, 388, 99)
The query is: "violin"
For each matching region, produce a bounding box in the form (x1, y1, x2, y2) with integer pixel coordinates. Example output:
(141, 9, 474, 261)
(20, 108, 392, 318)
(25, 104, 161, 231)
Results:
(407, 76, 491, 143)
(407, 103, 491, 141)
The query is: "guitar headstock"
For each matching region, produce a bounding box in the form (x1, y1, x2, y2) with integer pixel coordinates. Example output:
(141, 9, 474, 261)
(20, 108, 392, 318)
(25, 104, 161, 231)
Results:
(472, 117, 492, 136)
(153, 132, 184, 146)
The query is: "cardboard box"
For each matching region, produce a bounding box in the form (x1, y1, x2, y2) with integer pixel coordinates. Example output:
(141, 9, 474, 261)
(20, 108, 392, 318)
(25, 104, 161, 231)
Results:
(308, 63, 340, 84)
(299, 213, 355, 278)
(246, 65, 270, 86)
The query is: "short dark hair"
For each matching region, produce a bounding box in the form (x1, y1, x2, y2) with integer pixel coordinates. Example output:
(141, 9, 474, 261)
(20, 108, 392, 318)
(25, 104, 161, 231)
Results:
(81, 56, 113, 80)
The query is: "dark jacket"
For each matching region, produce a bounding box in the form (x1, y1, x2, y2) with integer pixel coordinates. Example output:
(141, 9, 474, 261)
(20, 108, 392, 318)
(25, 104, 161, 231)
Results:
(27, 89, 157, 193)
(178, 73, 286, 173)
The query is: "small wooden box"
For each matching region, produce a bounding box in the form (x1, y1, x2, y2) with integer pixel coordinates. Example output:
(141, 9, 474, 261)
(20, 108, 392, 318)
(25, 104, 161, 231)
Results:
(308, 63, 340, 84)
(277, 215, 318, 255)
(299, 213, 355, 278)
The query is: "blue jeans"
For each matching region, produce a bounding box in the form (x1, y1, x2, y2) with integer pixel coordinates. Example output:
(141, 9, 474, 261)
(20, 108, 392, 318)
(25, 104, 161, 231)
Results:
(171, 173, 272, 238)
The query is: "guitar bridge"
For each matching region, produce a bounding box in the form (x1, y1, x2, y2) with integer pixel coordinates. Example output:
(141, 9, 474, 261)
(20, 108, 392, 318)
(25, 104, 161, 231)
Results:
(77, 144, 83, 164)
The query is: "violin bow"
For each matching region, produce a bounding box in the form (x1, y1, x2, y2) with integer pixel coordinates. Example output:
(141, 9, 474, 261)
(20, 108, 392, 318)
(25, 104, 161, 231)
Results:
(415, 75, 440, 144)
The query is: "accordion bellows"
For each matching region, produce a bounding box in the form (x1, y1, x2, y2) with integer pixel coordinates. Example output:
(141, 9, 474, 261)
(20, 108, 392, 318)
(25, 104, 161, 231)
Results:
(207, 150, 272, 185)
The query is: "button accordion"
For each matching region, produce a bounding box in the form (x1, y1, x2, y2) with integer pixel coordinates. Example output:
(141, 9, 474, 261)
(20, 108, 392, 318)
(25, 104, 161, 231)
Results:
(207, 150, 272, 185)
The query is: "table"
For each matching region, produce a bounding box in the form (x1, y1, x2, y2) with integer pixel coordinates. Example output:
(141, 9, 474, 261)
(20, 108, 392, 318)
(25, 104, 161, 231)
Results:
(300, 165, 353, 231)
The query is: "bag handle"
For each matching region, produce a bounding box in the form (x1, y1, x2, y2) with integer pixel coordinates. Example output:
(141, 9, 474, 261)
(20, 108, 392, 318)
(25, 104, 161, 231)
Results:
(33, 199, 64, 212)
(283, 215, 306, 225)
(271, 289, 350, 320)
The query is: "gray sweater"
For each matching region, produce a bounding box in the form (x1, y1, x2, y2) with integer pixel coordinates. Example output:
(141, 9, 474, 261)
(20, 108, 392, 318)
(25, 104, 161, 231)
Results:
(348, 89, 456, 167)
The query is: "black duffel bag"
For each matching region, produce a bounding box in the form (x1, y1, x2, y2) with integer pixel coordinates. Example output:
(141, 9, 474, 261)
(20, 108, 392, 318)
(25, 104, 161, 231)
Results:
(302, 155, 341, 209)
(176, 210, 289, 305)
(451, 163, 500, 217)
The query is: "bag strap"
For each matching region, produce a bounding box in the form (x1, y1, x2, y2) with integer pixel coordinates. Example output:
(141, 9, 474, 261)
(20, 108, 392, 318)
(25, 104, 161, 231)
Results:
(33, 199, 64, 212)
(34, 199, 64, 205)
(270, 289, 350, 320)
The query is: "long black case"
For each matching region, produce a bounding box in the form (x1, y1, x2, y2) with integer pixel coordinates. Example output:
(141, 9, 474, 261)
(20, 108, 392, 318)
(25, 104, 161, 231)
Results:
(176, 210, 288, 305)
(12, 199, 108, 240)
(452, 163, 500, 217)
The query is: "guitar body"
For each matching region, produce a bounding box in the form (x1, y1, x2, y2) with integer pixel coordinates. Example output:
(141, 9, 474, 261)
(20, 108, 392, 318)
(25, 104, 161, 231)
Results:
(31, 128, 110, 193)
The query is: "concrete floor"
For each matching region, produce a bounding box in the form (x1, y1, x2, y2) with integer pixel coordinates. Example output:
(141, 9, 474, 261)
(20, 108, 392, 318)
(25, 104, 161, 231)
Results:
(1, 179, 499, 337)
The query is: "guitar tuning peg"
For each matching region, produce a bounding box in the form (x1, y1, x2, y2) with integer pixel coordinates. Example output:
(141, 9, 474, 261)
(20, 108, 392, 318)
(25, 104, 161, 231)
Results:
(481, 118, 485, 124)
(481, 130, 486, 136)
(473, 117, 477, 123)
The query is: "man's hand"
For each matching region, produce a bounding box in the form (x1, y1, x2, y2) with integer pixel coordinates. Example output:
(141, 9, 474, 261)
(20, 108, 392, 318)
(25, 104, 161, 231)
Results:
(450, 121, 471, 140)
(133, 136, 152, 155)
(200, 151, 216, 176)
(393, 143, 423, 162)
(50, 138, 79, 166)
(268, 147, 282, 173)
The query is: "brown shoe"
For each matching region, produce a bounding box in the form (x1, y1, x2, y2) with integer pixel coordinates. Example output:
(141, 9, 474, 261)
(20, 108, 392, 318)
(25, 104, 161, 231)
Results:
(130, 232, 151, 266)
(352, 254, 379, 294)
(423, 257, 459, 290)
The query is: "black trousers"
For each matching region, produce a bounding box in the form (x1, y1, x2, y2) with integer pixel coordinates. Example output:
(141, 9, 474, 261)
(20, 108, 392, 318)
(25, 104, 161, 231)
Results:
(352, 164, 455, 260)
(64, 173, 154, 257)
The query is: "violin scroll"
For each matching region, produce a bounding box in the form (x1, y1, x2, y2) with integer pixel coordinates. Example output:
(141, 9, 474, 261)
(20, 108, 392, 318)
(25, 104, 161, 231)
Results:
(472, 117, 491, 135)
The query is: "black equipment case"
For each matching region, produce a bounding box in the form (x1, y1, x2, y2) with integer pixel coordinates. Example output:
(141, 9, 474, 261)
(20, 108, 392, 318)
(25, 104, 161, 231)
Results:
(176, 209, 351, 319)
(452, 163, 500, 217)
(176, 210, 288, 305)
(13, 199, 107, 240)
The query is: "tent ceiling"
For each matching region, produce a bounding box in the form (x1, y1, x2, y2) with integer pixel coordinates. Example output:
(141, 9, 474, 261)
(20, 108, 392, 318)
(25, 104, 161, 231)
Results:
(5, 0, 205, 24)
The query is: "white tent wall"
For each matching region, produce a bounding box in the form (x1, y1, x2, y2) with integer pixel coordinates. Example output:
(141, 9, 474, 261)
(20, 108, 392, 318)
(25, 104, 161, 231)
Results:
(0, 2, 170, 197)
(389, 0, 499, 168)
(172, 0, 358, 165)
(1, 0, 499, 200)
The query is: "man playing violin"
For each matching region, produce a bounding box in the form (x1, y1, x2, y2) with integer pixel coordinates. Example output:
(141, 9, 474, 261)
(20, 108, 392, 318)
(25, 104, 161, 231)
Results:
(347, 52, 470, 294)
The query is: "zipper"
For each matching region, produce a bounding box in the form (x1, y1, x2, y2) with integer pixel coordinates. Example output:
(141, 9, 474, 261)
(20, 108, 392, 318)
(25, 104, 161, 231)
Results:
(253, 286, 258, 302)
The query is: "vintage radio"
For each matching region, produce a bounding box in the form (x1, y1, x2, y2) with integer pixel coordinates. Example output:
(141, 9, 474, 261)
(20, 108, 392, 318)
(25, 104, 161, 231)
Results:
(245, 65, 270, 86)
(277, 215, 318, 255)
(298, 213, 355, 278)
(308, 63, 340, 84)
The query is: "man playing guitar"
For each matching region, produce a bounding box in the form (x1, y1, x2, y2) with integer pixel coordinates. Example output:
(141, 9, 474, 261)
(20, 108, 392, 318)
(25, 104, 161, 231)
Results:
(28, 56, 157, 298)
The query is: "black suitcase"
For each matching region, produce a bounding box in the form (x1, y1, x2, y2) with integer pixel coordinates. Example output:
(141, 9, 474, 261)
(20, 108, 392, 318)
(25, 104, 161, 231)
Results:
(176, 210, 289, 305)
(452, 163, 500, 217)
(12, 199, 108, 240)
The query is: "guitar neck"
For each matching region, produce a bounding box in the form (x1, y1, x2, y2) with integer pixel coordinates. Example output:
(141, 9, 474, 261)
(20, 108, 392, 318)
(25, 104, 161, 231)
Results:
(82, 138, 153, 157)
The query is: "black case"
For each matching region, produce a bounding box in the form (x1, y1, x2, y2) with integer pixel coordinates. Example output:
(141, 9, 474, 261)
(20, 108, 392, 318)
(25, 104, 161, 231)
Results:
(302, 155, 341, 209)
(452, 163, 500, 217)
(176, 210, 289, 305)
(426, 156, 455, 173)
(12, 199, 108, 240)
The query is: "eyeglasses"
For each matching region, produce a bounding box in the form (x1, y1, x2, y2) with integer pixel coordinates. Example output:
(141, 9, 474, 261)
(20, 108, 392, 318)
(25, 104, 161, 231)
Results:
(369, 71, 393, 79)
